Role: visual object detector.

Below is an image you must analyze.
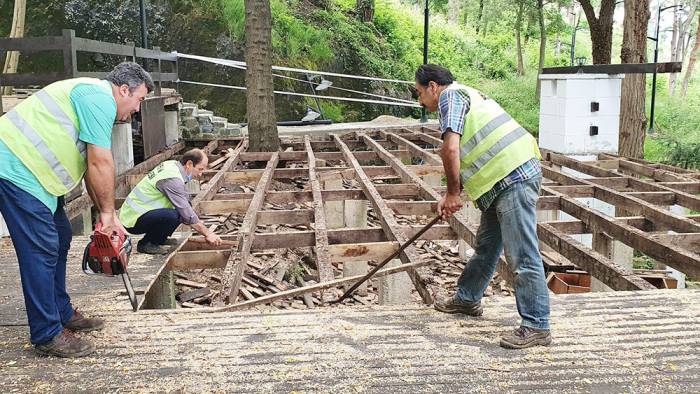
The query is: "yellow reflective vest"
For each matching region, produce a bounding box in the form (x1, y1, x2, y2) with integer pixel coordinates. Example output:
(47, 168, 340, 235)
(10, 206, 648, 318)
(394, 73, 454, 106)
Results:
(443, 83, 541, 201)
(119, 160, 184, 228)
(0, 78, 107, 196)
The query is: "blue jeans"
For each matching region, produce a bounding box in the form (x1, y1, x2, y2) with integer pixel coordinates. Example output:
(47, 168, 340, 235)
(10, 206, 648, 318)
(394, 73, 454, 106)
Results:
(0, 179, 74, 344)
(456, 176, 550, 330)
(126, 208, 181, 245)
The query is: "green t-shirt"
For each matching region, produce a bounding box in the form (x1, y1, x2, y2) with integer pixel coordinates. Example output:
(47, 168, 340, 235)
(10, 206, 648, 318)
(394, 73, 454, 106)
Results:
(0, 80, 117, 213)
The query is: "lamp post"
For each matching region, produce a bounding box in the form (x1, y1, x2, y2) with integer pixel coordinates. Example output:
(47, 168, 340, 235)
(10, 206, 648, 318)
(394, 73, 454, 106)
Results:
(420, 0, 429, 123)
(139, 0, 148, 49)
(648, 4, 683, 133)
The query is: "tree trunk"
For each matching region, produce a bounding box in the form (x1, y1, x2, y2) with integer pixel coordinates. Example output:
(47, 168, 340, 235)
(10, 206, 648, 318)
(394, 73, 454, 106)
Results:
(448, 0, 460, 24)
(356, 0, 374, 22)
(244, 0, 279, 152)
(618, 0, 650, 159)
(536, 0, 546, 97)
(670, 2, 696, 95)
(515, 2, 525, 76)
(668, 2, 679, 93)
(578, 0, 616, 64)
(476, 0, 484, 34)
(2, 0, 27, 96)
(681, 14, 700, 97)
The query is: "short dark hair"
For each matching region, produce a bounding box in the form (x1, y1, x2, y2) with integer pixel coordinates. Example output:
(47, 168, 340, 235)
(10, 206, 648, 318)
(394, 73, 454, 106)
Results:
(415, 64, 455, 87)
(106, 61, 155, 93)
(180, 149, 206, 166)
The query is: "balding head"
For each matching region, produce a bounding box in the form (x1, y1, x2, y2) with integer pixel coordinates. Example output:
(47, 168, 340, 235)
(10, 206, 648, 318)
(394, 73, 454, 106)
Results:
(180, 148, 208, 181)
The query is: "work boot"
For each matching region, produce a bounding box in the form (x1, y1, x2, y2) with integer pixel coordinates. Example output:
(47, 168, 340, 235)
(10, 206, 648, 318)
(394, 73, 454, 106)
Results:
(161, 238, 180, 246)
(64, 309, 105, 333)
(434, 295, 483, 316)
(137, 241, 168, 255)
(500, 326, 552, 349)
(34, 330, 96, 358)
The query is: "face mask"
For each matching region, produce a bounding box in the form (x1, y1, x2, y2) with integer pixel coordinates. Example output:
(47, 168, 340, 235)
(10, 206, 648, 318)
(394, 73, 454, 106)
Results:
(185, 172, 193, 183)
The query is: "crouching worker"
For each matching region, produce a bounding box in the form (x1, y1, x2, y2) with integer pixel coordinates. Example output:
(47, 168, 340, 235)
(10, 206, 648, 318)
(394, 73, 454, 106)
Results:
(119, 148, 223, 254)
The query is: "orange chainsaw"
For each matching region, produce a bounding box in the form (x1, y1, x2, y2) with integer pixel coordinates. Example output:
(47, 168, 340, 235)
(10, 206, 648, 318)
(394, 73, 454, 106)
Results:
(82, 223, 138, 311)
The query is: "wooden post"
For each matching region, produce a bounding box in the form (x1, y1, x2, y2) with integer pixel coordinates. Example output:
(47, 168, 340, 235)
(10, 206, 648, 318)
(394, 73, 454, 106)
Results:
(61, 29, 77, 78)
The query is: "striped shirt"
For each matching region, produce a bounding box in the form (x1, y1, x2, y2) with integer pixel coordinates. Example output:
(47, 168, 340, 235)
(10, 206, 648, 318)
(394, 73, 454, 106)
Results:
(438, 85, 540, 211)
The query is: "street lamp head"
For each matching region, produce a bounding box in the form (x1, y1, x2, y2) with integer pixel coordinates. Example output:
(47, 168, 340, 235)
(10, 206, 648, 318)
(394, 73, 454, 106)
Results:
(315, 78, 332, 91)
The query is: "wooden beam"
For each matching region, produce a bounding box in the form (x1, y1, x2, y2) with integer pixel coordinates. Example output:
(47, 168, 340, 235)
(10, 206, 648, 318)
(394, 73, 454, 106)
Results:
(650, 233, 700, 252)
(541, 62, 681, 74)
(382, 131, 442, 165)
(543, 153, 700, 232)
(336, 134, 433, 304)
(328, 242, 399, 262)
(222, 152, 280, 304)
(544, 186, 700, 280)
(538, 224, 655, 290)
(305, 135, 335, 297)
(169, 250, 230, 270)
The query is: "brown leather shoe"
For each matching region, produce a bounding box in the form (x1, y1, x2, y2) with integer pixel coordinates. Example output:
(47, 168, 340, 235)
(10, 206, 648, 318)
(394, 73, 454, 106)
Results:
(500, 326, 552, 349)
(434, 295, 483, 316)
(35, 330, 96, 358)
(64, 309, 105, 332)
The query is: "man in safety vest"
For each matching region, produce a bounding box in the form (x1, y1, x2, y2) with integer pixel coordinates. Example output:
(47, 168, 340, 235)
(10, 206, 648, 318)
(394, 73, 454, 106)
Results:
(415, 64, 551, 349)
(0, 62, 153, 357)
(119, 148, 222, 255)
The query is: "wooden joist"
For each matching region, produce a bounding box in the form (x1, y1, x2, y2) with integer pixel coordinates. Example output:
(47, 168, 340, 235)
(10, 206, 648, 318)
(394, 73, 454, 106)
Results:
(305, 135, 335, 298)
(221, 152, 280, 304)
(335, 134, 433, 304)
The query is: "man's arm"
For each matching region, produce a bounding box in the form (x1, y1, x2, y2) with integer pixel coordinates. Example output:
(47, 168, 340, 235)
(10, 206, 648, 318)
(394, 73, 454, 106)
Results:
(85, 144, 124, 233)
(437, 130, 463, 220)
(157, 179, 222, 246)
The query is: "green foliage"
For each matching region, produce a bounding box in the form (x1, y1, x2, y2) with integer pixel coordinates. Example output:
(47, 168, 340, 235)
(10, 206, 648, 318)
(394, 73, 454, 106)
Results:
(644, 75, 700, 169)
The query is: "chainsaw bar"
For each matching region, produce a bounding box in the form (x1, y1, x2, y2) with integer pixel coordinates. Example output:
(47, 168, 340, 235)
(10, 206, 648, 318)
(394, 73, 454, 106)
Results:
(121, 272, 138, 312)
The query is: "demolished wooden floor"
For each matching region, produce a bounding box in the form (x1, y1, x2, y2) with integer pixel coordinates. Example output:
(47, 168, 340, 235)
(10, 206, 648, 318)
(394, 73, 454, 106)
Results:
(93, 125, 700, 310)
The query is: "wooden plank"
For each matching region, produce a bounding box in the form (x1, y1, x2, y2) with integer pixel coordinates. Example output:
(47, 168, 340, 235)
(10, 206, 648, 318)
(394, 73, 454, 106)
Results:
(386, 200, 437, 216)
(257, 209, 313, 226)
(305, 136, 335, 295)
(335, 134, 433, 304)
(650, 233, 700, 252)
(222, 152, 280, 304)
(328, 242, 399, 262)
(141, 97, 167, 159)
(541, 62, 681, 74)
(169, 250, 230, 270)
(538, 224, 655, 290)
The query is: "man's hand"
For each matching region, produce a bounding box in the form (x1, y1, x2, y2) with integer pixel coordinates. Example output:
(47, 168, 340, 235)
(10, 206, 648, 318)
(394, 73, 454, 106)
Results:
(99, 211, 127, 235)
(437, 193, 463, 220)
(206, 232, 222, 246)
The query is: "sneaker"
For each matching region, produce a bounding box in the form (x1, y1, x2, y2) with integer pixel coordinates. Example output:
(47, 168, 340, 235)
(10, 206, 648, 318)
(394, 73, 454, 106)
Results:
(34, 330, 96, 358)
(137, 241, 168, 255)
(434, 295, 483, 316)
(64, 309, 105, 333)
(500, 326, 552, 349)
